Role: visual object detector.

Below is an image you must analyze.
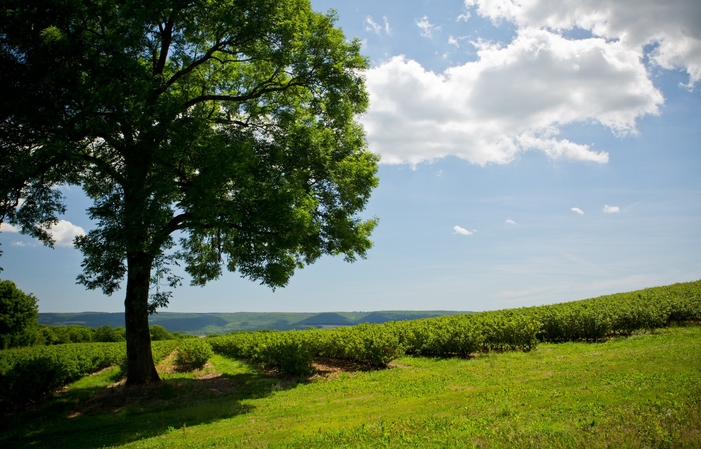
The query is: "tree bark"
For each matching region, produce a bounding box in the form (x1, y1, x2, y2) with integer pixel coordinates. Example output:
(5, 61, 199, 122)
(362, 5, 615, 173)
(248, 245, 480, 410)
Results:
(124, 251, 160, 386)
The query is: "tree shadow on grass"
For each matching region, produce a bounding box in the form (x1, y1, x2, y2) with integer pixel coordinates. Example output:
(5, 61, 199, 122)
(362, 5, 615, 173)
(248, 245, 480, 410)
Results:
(0, 368, 298, 449)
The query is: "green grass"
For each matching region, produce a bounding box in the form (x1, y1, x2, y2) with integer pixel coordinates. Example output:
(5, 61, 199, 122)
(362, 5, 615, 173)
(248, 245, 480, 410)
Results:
(2, 326, 700, 448)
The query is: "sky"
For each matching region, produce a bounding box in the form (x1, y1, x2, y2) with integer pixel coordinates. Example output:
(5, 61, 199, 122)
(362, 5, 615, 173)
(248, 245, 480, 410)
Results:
(1, 0, 700, 313)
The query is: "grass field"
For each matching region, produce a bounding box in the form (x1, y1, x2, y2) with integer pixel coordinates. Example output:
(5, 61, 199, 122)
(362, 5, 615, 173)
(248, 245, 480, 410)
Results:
(1, 325, 699, 448)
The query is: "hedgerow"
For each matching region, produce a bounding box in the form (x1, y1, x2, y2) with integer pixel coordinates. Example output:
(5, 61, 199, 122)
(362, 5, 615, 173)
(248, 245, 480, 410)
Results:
(209, 281, 700, 376)
(0, 340, 177, 411)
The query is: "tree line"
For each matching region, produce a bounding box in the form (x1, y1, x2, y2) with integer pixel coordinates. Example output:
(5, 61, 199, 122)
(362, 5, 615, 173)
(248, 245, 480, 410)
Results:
(0, 278, 188, 349)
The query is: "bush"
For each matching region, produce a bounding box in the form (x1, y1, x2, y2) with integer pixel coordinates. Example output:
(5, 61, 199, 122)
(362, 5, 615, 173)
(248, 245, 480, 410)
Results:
(0, 342, 124, 410)
(92, 325, 125, 342)
(40, 325, 94, 345)
(150, 324, 173, 341)
(175, 338, 213, 370)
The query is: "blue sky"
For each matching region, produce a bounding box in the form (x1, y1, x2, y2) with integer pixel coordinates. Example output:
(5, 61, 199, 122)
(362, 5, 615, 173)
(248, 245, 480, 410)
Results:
(1, 0, 700, 313)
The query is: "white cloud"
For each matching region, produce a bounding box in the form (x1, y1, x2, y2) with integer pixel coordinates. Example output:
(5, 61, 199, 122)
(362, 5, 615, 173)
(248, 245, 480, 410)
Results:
(505, 219, 518, 225)
(47, 220, 86, 247)
(465, 0, 701, 86)
(453, 225, 473, 236)
(603, 205, 620, 214)
(448, 36, 460, 48)
(363, 28, 661, 165)
(365, 16, 391, 36)
(1, 220, 85, 247)
(457, 11, 471, 22)
(0, 223, 20, 233)
(417, 16, 440, 38)
(571, 207, 584, 215)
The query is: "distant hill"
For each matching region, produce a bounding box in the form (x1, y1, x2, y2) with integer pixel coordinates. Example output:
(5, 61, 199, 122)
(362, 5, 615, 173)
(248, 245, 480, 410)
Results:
(38, 310, 466, 335)
(297, 312, 354, 326)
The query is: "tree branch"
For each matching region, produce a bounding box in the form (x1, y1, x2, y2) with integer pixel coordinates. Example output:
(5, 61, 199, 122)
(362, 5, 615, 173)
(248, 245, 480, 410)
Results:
(154, 20, 174, 76)
(164, 41, 234, 88)
(182, 77, 305, 110)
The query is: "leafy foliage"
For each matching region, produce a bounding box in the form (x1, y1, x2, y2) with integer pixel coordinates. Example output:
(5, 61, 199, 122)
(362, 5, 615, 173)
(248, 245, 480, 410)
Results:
(0, 279, 39, 349)
(175, 339, 213, 371)
(0, 340, 177, 411)
(38, 325, 93, 345)
(149, 324, 173, 341)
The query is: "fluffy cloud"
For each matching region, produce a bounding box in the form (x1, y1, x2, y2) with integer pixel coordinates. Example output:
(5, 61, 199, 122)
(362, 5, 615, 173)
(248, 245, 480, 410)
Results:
(416, 16, 440, 38)
(603, 205, 620, 214)
(365, 16, 391, 36)
(465, 0, 701, 86)
(48, 220, 86, 247)
(363, 28, 661, 165)
(571, 207, 584, 215)
(505, 219, 518, 225)
(1, 220, 84, 247)
(453, 225, 473, 235)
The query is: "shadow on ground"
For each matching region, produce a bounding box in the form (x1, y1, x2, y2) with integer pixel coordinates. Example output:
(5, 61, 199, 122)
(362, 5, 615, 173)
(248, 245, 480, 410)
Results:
(0, 368, 297, 449)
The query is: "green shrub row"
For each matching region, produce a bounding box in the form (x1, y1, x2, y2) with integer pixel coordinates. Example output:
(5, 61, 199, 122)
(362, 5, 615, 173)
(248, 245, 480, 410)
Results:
(0, 340, 177, 411)
(209, 281, 700, 376)
(175, 339, 213, 370)
(208, 313, 540, 376)
(523, 281, 701, 342)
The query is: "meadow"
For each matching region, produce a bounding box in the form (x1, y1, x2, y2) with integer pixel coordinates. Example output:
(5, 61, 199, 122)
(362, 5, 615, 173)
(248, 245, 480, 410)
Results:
(1, 281, 700, 448)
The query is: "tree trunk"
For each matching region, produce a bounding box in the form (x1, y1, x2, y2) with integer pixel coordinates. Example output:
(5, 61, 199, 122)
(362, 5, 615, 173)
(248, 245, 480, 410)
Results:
(124, 251, 160, 386)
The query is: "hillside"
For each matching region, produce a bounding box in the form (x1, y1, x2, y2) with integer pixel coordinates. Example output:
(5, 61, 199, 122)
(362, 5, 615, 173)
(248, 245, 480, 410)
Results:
(38, 310, 465, 334)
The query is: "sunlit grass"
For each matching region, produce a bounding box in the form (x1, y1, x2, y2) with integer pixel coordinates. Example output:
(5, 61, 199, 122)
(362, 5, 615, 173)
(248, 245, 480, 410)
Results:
(1, 326, 700, 448)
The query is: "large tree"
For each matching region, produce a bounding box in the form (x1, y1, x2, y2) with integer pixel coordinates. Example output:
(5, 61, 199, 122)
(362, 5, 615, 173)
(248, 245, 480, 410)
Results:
(0, 0, 378, 384)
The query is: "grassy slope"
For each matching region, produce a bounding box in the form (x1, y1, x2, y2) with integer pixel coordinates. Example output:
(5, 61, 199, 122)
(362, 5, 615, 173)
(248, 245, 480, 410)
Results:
(2, 326, 699, 448)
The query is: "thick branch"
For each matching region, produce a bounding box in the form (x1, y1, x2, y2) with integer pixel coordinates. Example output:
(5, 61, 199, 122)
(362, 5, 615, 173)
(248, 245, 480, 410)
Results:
(164, 41, 233, 88)
(154, 21, 174, 76)
(182, 78, 304, 110)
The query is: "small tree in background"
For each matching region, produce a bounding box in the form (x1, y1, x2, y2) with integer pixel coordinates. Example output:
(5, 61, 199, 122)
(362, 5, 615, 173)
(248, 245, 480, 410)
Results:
(93, 325, 126, 342)
(149, 324, 173, 341)
(0, 279, 39, 349)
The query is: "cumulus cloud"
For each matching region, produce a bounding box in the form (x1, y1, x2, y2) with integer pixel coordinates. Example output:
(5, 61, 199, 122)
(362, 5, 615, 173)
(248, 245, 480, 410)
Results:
(363, 28, 661, 165)
(365, 16, 391, 36)
(48, 220, 86, 247)
(453, 225, 473, 236)
(1, 220, 84, 247)
(448, 36, 460, 48)
(571, 207, 584, 215)
(416, 16, 440, 38)
(505, 219, 518, 225)
(603, 205, 620, 214)
(465, 0, 701, 86)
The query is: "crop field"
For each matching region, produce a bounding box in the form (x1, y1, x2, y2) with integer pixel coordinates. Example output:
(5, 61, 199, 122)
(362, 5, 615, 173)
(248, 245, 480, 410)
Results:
(1, 281, 700, 448)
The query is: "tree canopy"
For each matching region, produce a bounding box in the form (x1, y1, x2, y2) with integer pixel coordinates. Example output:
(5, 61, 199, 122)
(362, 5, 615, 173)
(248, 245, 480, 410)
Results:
(0, 279, 39, 349)
(0, 0, 378, 384)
